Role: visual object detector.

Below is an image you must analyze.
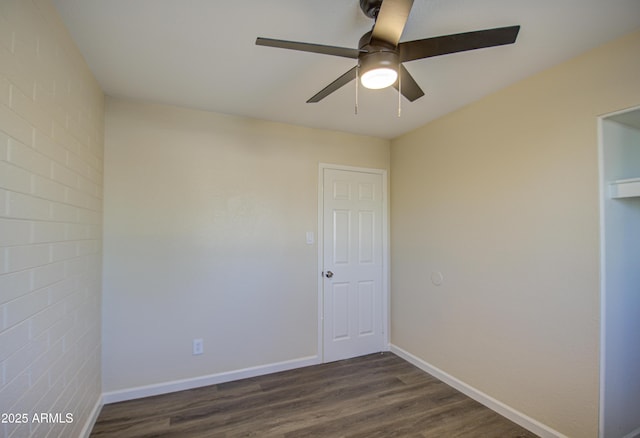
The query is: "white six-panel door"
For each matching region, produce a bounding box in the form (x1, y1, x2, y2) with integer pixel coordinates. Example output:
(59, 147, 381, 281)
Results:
(322, 167, 385, 362)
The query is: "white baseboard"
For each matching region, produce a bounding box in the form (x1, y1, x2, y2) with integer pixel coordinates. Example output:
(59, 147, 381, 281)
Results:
(102, 355, 320, 404)
(79, 395, 103, 438)
(389, 344, 566, 438)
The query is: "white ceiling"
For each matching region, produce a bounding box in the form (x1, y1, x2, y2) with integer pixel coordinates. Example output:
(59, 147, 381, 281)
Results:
(52, 0, 640, 139)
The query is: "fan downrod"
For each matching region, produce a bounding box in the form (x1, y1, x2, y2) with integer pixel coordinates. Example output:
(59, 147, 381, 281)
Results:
(359, 0, 383, 19)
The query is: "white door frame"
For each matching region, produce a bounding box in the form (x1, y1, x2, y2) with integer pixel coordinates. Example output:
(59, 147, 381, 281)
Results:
(597, 104, 640, 438)
(317, 163, 390, 362)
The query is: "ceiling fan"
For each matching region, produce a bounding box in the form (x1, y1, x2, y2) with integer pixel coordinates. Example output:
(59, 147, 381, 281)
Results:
(256, 0, 520, 103)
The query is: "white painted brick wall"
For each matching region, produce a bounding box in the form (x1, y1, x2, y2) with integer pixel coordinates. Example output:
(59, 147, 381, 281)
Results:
(0, 1, 104, 437)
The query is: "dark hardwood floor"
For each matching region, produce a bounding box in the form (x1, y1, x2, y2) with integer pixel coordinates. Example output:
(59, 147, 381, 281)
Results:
(91, 352, 538, 437)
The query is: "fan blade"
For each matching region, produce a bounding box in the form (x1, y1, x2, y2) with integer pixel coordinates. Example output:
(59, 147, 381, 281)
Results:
(256, 37, 362, 59)
(307, 66, 358, 103)
(371, 0, 414, 46)
(393, 64, 424, 102)
(399, 25, 520, 62)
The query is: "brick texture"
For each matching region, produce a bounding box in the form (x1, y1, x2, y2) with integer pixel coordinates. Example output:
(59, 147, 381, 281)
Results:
(0, 0, 104, 437)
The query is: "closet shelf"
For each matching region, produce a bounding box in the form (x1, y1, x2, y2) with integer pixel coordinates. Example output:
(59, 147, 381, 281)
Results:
(609, 178, 640, 199)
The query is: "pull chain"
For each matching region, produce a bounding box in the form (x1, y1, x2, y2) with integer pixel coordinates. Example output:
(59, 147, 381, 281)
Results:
(397, 65, 402, 117)
(355, 65, 359, 115)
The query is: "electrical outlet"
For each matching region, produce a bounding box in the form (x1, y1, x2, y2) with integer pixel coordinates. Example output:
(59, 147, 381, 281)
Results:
(192, 338, 203, 355)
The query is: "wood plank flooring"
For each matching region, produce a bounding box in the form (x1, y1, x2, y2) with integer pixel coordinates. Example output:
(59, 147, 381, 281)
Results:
(90, 352, 538, 437)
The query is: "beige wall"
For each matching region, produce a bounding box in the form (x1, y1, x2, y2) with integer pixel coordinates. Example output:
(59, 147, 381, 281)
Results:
(103, 97, 390, 394)
(390, 30, 640, 437)
(0, 0, 104, 436)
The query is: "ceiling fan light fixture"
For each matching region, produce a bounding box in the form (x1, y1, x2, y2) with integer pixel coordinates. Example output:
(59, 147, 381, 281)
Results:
(359, 50, 399, 90)
(361, 67, 397, 89)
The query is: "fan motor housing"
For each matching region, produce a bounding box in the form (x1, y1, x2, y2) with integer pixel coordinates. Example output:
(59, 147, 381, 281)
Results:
(358, 30, 396, 50)
(358, 29, 399, 76)
(359, 50, 399, 74)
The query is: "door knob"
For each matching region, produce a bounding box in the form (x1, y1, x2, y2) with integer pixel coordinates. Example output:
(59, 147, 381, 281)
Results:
(325, 271, 334, 278)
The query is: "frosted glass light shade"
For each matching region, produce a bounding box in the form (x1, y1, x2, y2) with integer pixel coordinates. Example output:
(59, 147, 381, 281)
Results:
(360, 67, 398, 89)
